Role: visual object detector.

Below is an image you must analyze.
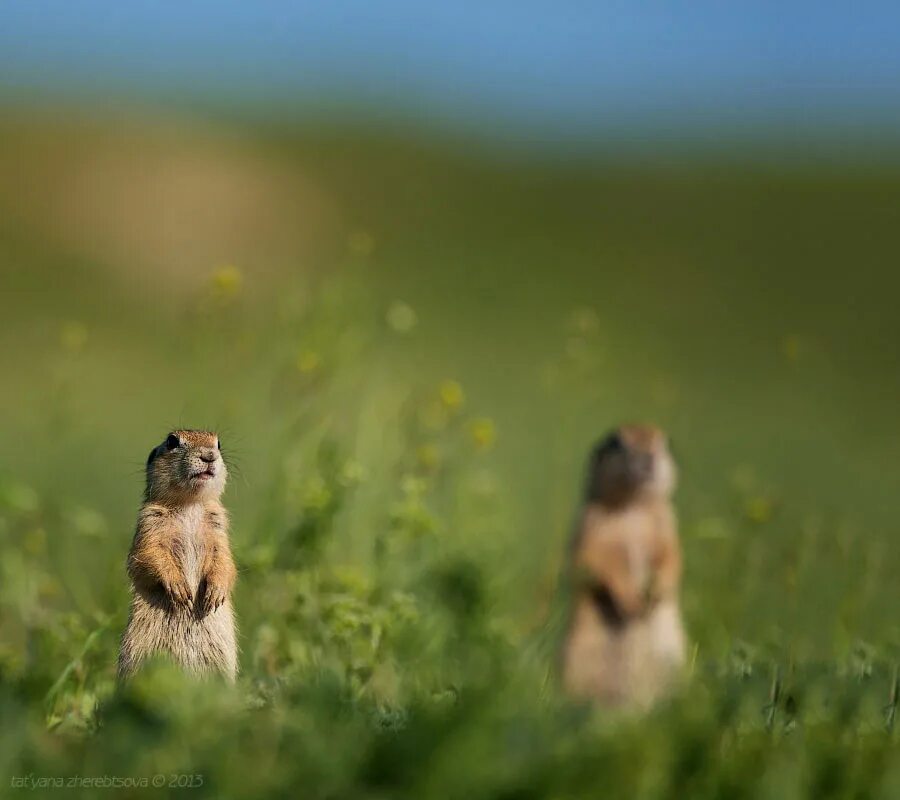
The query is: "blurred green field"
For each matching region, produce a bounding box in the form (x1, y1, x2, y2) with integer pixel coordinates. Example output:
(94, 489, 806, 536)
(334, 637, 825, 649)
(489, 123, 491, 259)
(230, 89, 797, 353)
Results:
(1, 106, 900, 797)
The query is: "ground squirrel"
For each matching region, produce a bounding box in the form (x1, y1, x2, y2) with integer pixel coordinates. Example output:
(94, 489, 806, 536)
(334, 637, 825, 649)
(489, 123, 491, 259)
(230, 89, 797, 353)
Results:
(561, 425, 685, 707)
(117, 430, 238, 682)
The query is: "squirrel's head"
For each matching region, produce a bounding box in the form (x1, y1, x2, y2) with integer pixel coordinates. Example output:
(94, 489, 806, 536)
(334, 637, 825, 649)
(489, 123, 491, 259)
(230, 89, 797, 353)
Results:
(145, 430, 227, 503)
(584, 424, 676, 508)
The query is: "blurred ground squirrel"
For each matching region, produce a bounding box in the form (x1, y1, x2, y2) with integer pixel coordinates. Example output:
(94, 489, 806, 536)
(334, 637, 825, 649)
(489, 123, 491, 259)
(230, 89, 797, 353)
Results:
(118, 430, 238, 681)
(561, 425, 685, 707)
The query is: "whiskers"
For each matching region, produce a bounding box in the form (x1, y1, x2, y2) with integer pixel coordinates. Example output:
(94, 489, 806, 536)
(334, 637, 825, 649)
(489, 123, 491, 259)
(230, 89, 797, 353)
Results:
(214, 425, 249, 491)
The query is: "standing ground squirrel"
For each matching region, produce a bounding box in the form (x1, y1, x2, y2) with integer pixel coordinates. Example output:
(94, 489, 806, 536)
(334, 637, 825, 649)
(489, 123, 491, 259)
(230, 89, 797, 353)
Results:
(118, 430, 238, 682)
(561, 425, 686, 708)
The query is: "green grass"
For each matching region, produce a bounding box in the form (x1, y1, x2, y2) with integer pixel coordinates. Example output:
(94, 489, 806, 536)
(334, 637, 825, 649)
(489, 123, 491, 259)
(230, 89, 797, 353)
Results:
(1, 107, 900, 797)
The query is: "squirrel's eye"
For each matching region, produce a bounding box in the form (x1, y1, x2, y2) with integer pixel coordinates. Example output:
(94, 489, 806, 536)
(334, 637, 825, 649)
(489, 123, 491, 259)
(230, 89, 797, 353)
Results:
(603, 432, 624, 452)
(217, 439, 222, 450)
(165, 434, 180, 450)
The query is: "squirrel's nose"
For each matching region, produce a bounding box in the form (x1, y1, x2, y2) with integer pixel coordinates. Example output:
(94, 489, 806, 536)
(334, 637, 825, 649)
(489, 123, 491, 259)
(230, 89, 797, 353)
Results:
(200, 449, 217, 464)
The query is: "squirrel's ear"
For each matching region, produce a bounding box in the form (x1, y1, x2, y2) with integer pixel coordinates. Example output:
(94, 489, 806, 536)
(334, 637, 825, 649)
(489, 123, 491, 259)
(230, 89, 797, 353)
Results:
(146, 446, 159, 468)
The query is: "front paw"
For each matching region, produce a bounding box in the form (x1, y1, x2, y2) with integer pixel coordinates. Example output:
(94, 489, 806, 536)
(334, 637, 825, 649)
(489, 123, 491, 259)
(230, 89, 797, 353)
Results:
(163, 576, 194, 609)
(201, 581, 228, 616)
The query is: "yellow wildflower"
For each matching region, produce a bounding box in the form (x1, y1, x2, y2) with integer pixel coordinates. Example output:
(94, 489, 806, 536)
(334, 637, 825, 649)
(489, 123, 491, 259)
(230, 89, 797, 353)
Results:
(417, 443, 440, 472)
(439, 380, 465, 412)
(211, 265, 242, 299)
(469, 418, 497, 451)
(744, 495, 775, 524)
(296, 350, 321, 374)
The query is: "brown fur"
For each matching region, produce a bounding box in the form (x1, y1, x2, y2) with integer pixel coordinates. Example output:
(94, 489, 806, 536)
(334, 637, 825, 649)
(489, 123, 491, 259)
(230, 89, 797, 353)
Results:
(118, 430, 238, 682)
(561, 425, 685, 708)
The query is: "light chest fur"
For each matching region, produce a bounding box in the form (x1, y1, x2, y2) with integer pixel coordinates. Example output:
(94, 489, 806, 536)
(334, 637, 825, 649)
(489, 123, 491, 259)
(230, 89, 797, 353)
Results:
(175, 504, 207, 594)
(563, 500, 685, 707)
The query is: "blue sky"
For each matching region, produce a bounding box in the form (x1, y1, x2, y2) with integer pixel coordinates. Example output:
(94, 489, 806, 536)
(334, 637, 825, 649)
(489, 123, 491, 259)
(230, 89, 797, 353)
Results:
(1, 1, 898, 138)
